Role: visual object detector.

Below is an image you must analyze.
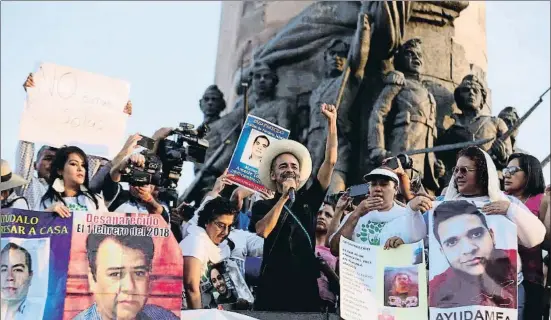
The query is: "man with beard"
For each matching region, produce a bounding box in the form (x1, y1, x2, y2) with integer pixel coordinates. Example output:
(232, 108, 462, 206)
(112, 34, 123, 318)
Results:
(314, 202, 338, 310)
(209, 264, 238, 304)
(386, 272, 419, 308)
(429, 200, 517, 308)
(250, 103, 338, 312)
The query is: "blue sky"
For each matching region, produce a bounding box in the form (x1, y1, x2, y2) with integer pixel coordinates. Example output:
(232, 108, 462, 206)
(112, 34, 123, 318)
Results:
(1, 1, 549, 193)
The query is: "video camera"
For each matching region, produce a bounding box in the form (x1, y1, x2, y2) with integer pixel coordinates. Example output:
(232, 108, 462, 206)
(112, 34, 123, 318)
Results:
(119, 151, 163, 187)
(385, 153, 413, 170)
(157, 122, 210, 205)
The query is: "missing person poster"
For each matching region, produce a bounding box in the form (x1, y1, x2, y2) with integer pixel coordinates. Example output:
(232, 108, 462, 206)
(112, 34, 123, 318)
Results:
(63, 211, 182, 320)
(428, 200, 518, 320)
(227, 114, 290, 193)
(0, 209, 73, 320)
(200, 259, 254, 310)
(339, 237, 427, 320)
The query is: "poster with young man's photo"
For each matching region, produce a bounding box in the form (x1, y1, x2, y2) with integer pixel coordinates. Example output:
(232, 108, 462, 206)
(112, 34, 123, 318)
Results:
(201, 259, 254, 310)
(63, 211, 182, 320)
(428, 200, 518, 320)
(227, 114, 290, 193)
(0, 209, 73, 320)
(339, 238, 428, 320)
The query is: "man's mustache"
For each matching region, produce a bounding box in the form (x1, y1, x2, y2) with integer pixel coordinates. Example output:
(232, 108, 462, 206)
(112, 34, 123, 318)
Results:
(281, 172, 297, 179)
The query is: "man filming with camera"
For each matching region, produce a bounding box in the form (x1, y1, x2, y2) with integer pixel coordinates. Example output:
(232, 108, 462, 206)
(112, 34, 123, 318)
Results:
(102, 133, 170, 221)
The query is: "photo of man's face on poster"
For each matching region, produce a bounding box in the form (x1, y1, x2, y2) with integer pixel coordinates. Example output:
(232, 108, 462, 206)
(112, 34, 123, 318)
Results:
(384, 267, 419, 308)
(208, 263, 237, 305)
(73, 225, 179, 320)
(0, 240, 48, 320)
(429, 200, 517, 309)
(1, 243, 33, 303)
(240, 131, 271, 169)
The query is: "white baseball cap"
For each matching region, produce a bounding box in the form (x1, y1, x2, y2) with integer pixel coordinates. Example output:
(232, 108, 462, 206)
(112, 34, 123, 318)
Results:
(363, 168, 399, 185)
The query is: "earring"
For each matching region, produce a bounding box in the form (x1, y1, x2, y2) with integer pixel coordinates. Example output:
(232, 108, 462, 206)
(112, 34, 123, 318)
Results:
(52, 178, 65, 193)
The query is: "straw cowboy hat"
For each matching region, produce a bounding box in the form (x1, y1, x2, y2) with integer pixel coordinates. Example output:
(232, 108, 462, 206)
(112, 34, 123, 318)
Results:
(258, 139, 312, 192)
(0, 159, 29, 192)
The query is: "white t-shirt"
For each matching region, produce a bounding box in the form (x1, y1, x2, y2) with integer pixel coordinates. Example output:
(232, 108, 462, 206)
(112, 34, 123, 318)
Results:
(179, 224, 226, 276)
(36, 194, 108, 213)
(181, 196, 264, 274)
(219, 229, 264, 276)
(4, 193, 29, 210)
(333, 203, 426, 246)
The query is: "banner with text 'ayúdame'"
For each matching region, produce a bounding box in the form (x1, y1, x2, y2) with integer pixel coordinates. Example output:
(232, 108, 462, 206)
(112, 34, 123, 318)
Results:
(0, 209, 73, 320)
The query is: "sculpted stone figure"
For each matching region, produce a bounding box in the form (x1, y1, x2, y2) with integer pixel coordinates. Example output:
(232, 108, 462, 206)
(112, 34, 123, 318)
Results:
(368, 38, 442, 194)
(437, 75, 512, 182)
(498, 106, 526, 154)
(307, 11, 371, 193)
(188, 85, 239, 204)
(240, 62, 292, 130)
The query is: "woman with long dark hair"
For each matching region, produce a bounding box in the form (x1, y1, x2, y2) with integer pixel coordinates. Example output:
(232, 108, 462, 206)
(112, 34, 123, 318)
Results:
(503, 153, 546, 320)
(441, 147, 545, 320)
(36, 146, 107, 216)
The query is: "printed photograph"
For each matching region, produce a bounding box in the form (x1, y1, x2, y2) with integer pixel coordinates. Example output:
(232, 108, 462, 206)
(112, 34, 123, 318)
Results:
(428, 200, 517, 309)
(208, 262, 238, 305)
(64, 212, 182, 320)
(239, 130, 272, 169)
(383, 266, 419, 308)
(1, 238, 50, 320)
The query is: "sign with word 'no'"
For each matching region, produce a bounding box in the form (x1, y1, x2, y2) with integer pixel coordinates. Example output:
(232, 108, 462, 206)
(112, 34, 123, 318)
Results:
(18, 62, 131, 158)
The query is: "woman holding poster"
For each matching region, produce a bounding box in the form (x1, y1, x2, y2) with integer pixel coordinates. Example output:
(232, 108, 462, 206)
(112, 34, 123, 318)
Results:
(36, 146, 107, 217)
(432, 147, 546, 319)
(503, 153, 547, 320)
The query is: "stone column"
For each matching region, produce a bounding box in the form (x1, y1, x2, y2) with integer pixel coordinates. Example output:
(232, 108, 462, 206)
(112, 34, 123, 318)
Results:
(214, 1, 314, 111)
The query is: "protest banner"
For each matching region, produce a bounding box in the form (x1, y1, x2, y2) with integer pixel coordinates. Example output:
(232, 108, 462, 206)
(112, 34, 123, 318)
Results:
(428, 200, 518, 320)
(63, 211, 182, 320)
(227, 114, 290, 193)
(339, 237, 427, 320)
(0, 209, 73, 320)
(19, 62, 131, 158)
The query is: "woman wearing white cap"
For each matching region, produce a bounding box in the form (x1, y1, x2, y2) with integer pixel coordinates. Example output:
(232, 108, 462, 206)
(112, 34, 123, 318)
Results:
(329, 166, 431, 256)
(0, 159, 30, 210)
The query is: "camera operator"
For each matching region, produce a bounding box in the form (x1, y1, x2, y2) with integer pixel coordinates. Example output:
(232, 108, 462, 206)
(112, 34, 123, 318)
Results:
(99, 133, 170, 222)
(104, 152, 168, 219)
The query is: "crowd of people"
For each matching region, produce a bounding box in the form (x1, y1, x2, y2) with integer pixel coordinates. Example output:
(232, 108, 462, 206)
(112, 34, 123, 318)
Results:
(0, 75, 549, 320)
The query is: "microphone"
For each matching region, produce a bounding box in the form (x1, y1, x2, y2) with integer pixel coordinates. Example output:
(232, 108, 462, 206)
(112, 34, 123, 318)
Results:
(288, 188, 296, 204)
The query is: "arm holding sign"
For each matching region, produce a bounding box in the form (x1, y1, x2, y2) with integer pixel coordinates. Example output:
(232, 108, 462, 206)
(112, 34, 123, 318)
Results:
(482, 197, 546, 248)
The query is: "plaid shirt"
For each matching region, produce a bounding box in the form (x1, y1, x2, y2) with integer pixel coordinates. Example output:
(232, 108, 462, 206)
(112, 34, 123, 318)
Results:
(73, 303, 179, 320)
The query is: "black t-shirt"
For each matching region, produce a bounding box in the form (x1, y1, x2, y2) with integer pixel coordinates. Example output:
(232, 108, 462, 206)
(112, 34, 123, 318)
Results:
(249, 178, 326, 312)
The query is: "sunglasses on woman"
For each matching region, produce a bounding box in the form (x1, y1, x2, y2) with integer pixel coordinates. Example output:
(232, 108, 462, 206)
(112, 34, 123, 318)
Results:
(452, 166, 476, 175)
(503, 166, 523, 177)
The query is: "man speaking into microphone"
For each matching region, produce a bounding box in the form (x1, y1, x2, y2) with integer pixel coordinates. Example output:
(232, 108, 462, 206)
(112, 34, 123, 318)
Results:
(250, 103, 338, 312)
